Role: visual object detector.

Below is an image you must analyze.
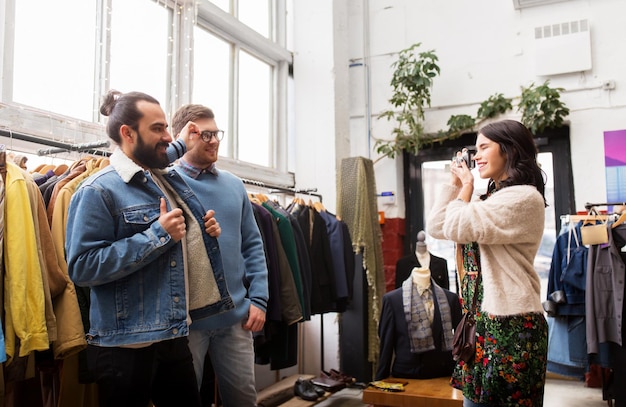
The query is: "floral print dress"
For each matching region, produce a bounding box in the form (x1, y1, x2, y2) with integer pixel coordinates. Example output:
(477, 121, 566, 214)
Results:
(450, 243, 548, 406)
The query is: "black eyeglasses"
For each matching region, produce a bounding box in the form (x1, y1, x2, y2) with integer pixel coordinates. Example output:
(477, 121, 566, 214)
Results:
(198, 130, 224, 142)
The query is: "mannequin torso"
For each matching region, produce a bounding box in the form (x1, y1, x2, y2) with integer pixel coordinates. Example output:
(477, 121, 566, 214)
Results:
(412, 266, 431, 291)
(415, 250, 430, 270)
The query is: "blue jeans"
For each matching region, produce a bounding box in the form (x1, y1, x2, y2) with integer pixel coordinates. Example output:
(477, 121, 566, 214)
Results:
(188, 324, 256, 407)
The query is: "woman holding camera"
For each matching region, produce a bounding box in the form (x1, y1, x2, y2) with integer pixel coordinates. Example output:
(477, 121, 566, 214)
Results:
(427, 120, 548, 407)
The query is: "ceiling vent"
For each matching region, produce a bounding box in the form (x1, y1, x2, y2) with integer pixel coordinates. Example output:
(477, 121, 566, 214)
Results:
(534, 19, 592, 76)
(513, 0, 571, 9)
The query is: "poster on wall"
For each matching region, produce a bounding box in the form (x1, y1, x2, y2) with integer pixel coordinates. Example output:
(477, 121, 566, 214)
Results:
(604, 129, 626, 209)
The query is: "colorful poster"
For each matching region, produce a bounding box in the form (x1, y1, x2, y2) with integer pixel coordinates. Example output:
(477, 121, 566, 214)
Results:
(604, 129, 626, 207)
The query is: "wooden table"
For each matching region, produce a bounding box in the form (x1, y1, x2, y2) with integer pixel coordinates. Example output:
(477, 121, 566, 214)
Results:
(362, 377, 463, 407)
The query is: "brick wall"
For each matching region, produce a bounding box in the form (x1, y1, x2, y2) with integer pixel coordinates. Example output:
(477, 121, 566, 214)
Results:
(380, 217, 405, 293)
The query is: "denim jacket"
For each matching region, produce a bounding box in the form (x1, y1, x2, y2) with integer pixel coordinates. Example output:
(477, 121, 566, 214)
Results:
(65, 150, 233, 347)
(546, 222, 587, 316)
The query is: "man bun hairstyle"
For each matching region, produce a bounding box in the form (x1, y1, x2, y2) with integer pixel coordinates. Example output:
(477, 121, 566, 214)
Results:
(100, 90, 160, 144)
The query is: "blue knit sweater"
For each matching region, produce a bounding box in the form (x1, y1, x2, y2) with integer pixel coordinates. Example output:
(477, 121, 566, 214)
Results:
(173, 163, 269, 330)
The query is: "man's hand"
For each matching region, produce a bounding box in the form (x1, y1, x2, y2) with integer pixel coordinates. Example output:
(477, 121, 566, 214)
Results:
(176, 121, 199, 146)
(242, 304, 266, 332)
(203, 210, 221, 237)
(158, 197, 186, 242)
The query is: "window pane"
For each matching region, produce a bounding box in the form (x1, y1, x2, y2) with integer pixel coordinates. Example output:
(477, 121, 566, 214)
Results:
(238, 51, 271, 167)
(238, 0, 270, 38)
(109, 0, 169, 107)
(13, 0, 97, 120)
(192, 27, 231, 157)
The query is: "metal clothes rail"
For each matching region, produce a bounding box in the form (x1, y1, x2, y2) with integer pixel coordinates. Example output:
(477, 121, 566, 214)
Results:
(241, 177, 323, 202)
(0, 128, 110, 156)
(584, 201, 626, 211)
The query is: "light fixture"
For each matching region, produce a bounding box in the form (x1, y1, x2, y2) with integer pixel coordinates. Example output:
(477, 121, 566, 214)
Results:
(513, 0, 571, 10)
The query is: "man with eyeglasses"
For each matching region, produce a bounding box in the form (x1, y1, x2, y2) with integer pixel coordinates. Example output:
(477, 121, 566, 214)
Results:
(171, 104, 269, 407)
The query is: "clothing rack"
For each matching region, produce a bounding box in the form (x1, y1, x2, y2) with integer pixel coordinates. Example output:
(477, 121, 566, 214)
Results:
(560, 214, 614, 224)
(0, 128, 110, 156)
(241, 177, 323, 202)
(242, 176, 330, 372)
(584, 202, 626, 211)
(37, 141, 110, 156)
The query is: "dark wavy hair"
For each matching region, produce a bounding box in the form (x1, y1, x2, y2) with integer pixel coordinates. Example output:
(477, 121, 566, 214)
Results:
(99, 90, 160, 144)
(479, 120, 547, 206)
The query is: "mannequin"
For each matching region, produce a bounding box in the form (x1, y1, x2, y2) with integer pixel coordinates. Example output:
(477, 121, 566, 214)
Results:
(412, 266, 433, 324)
(395, 230, 449, 290)
(415, 231, 430, 270)
(375, 266, 462, 380)
(412, 266, 431, 291)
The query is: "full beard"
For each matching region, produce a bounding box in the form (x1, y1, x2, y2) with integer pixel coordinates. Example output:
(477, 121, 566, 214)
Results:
(134, 131, 170, 169)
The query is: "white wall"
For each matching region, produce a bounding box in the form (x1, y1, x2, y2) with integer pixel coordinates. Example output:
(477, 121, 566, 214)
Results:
(290, 0, 626, 376)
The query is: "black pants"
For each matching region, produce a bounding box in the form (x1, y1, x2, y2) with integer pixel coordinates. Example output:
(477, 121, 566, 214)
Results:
(86, 337, 201, 407)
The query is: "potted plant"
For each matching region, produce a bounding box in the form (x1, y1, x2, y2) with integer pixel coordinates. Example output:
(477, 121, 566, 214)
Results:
(374, 43, 570, 162)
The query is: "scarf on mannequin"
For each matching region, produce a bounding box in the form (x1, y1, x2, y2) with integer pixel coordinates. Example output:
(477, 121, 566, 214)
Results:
(402, 277, 454, 353)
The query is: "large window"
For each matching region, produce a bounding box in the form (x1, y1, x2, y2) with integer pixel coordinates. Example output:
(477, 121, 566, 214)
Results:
(109, 0, 170, 106)
(238, 51, 271, 166)
(1, 0, 291, 184)
(192, 27, 231, 156)
(12, 0, 97, 121)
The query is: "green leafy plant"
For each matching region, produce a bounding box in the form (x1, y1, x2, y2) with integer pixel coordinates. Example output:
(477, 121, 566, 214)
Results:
(375, 43, 440, 160)
(374, 43, 569, 162)
(518, 81, 570, 135)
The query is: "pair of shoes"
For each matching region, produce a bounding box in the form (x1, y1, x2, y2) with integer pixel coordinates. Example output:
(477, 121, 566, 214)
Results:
(321, 368, 356, 385)
(294, 377, 323, 401)
(312, 374, 345, 392)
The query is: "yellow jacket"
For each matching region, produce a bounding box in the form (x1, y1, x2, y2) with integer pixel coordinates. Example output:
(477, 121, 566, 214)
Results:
(4, 162, 49, 362)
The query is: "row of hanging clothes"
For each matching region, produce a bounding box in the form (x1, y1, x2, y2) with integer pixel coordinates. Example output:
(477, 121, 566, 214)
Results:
(245, 191, 355, 370)
(546, 204, 626, 407)
(0, 146, 113, 407)
(1, 143, 360, 405)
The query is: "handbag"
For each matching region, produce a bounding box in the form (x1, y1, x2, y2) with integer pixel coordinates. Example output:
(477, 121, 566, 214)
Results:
(452, 272, 480, 363)
(580, 209, 609, 246)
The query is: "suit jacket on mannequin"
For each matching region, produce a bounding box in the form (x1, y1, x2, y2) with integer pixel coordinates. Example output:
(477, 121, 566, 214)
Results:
(375, 285, 462, 380)
(395, 253, 449, 290)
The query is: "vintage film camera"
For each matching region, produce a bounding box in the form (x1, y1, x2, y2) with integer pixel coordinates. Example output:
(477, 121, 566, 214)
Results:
(453, 147, 477, 169)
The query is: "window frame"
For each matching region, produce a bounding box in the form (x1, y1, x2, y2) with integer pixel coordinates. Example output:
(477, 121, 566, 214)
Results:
(0, 0, 293, 186)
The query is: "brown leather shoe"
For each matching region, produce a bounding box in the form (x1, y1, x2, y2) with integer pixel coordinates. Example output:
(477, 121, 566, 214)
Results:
(329, 368, 356, 384)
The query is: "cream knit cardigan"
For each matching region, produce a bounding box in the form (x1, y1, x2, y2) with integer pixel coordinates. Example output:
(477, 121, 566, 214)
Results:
(427, 184, 545, 316)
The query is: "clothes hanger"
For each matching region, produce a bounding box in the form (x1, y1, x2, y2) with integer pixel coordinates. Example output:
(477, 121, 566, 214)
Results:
(54, 163, 68, 175)
(248, 194, 261, 205)
(38, 164, 56, 174)
(313, 201, 325, 212)
(612, 209, 626, 229)
(32, 163, 46, 173)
